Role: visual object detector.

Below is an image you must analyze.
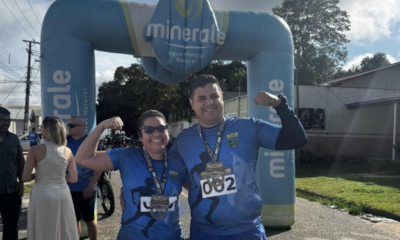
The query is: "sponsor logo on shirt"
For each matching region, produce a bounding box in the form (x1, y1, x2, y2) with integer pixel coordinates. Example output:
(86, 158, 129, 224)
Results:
(226, 132, 239, 148)
(169, 171, 178, 182)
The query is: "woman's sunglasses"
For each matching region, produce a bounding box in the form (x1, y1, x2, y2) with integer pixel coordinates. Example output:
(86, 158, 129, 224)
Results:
(140, 125, 168, 134)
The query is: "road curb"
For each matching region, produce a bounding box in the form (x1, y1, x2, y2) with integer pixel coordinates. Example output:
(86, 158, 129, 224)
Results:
(296, 188, 400, 222)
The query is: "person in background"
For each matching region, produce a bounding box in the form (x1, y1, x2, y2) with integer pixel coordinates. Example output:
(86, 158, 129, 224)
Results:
(29, 127, 40, 147)
(67, 116, 102, 240)
(22, 116, 78, 240)
(0, 106, 25, 240)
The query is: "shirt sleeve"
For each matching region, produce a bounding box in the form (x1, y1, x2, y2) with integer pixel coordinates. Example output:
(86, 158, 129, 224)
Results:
(274, 101, 308, 150)
(107, 148, 120, 170)
(254, 118, 281, 150)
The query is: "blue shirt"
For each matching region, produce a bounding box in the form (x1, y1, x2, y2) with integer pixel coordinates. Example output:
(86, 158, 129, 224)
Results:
(29, 132, 39, 144)
(171, 116, 281, 237)
(67, 135, 98, 192)
(108, 147, 188, 240)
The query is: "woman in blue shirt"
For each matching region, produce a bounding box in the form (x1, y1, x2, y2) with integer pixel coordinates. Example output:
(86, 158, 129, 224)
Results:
(74, 110, 188, 240)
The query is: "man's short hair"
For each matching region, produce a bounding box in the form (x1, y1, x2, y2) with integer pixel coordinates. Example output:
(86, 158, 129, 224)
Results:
(190, 74, 222, 99)
(70, 116, 86, 125)
(32, 127, 35, 131)
(0, 107, 10, 115)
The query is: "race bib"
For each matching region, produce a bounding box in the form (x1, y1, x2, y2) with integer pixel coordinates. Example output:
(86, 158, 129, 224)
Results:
(140, 196, 177, 212)
(200, 174, 237, 198)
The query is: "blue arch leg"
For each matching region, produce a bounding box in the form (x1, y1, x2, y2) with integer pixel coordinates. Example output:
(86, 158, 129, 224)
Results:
(41, 39, 96, 131)
(247, 51, 295, 227)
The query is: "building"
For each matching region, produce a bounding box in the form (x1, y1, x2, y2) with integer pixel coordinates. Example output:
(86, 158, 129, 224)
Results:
(2, 105, 42, 135)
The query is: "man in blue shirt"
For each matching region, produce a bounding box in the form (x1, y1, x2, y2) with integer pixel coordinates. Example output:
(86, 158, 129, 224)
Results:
(67, 116, 102, 240)
(171, 74, 307, 240)
(28, 127, 40, 147)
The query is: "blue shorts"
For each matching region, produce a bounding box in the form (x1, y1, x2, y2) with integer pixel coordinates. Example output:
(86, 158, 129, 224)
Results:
(190, 224, 267, 240)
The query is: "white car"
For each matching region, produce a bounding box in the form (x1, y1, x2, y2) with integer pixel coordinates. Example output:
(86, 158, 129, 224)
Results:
(19, 132, 42, 152)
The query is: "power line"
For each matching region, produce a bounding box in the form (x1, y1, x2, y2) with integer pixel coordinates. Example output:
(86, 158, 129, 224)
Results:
(0, 61, 36, 105)
(0, 77, 24, 105)
(14, 0, 40, 38)
(15, 98, 26, 120)
(26, 0, 41, 26)
(1, 0, 35, 40)
(0, 47, 27, 68)
(0, 58, 26, 78)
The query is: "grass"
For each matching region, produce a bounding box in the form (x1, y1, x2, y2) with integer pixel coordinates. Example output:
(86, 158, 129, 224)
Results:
(24, 183, 34, 194)
(296, 162, 400, 216)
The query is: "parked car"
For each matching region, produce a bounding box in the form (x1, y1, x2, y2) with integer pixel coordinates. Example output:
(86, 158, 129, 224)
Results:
(19, 132, 42, 152)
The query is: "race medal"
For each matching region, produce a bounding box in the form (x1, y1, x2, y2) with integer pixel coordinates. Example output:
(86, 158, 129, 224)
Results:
(200, 162, 225, 187)
(150, 195, 169, 220)
(142, 148, 169, 220)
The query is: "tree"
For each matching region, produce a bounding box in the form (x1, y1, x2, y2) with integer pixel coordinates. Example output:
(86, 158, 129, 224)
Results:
(360, 52, 391, 72)
(189, 60, 247, 92)
(332, 52, 391, 79)
(273, 0, 351, 85)
(97, 63, 183, 136)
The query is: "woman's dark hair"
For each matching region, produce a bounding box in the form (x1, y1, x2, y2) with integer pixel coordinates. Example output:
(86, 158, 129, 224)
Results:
(136, 110, 167, 138)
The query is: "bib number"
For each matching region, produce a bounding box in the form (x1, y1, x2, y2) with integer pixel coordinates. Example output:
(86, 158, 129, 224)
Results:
(200, 174, 237, 198)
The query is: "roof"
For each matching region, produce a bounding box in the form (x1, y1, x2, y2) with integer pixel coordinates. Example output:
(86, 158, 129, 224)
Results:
(346, 96, 400, 109)
(328, 62, 400, 86)
(1, 106, 41, 120)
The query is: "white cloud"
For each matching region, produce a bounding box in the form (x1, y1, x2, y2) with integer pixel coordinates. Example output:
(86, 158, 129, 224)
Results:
(209, 0, 281, 12)
(386, 54, 397, 63)
(343, 53, 373, 70)
(343, 53, 396, 70)
(339, 0, 400, 43)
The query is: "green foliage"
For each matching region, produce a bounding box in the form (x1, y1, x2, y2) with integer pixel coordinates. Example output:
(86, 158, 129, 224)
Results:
(296, 162, 400, 215)
(96, 63, 183, 136)
(332, 52, 392, 79)
(190, 60, 247, 92)
(360, 52, 391, 72)
(273, 0, 351, 85)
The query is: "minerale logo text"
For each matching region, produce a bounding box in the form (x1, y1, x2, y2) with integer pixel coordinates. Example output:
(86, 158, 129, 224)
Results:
(146, 21, 225, 47)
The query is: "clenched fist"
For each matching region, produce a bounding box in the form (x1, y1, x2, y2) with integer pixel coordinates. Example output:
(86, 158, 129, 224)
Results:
(254, 92, 282, 107)
(100, 117, 124, 130)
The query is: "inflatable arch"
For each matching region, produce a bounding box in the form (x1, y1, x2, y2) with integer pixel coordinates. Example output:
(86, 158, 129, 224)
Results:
(41, 0, 296, 227)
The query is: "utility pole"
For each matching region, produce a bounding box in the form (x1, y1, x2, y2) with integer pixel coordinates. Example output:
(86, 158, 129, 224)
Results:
(22, 39, 40, 134)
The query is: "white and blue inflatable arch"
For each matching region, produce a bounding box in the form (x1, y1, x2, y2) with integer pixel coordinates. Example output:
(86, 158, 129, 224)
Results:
(41, 0, 296, 227)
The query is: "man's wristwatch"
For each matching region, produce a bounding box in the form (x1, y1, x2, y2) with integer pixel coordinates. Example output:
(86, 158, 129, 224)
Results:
(277, 94, 287, 105)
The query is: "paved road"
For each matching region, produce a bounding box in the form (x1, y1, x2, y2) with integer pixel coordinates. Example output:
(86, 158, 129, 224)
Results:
(1, 170, 399, 240)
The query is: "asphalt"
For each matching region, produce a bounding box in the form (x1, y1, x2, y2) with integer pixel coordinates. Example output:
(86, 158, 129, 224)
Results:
(1, 171, 400, 240)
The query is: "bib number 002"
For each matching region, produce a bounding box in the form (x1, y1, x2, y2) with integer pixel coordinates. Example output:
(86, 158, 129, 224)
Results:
(200, 174, 237, 198)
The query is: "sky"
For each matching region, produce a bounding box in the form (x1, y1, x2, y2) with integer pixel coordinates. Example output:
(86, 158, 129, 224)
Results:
(0, 0, 400, 107)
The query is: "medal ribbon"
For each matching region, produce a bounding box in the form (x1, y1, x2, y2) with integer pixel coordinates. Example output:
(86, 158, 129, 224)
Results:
(197, 117, 226, 163)
(143, 147, 168, 195)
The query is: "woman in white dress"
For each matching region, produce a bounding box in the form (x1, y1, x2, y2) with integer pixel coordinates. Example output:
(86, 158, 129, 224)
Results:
(22, 116, 79, 240)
